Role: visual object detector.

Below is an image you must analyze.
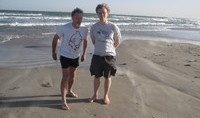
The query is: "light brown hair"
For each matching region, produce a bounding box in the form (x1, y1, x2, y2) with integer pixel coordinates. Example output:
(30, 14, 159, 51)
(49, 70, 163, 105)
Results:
(95, 3, 110, 13)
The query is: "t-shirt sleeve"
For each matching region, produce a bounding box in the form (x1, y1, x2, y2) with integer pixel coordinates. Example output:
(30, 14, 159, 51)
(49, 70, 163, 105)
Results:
(114, 24, 121, 40)
(84, 27, 89, 40)
(90, 25, 95, 39)
(56, 26, 64, 38)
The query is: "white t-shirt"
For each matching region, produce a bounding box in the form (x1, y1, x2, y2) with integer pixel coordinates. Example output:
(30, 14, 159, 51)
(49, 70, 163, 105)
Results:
(56, 23, 88, 59)
(90, 22, 121, 56)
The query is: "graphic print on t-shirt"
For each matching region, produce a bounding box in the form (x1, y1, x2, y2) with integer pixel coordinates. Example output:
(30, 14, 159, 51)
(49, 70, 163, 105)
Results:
(97, 29, 109, 41)
(68, 31, 83, 52)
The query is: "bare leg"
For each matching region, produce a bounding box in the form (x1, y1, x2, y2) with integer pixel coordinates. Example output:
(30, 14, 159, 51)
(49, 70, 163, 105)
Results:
(104, 77, 111, 104)
(60, 68, 70, 110)
(67, 67, 78, 98)
(90, 77, 100, 102)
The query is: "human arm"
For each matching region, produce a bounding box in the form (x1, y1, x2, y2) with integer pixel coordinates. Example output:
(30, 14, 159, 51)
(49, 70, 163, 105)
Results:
(113, 24, 121, 48)
(81, 36, 88, 62)
(114, 37, 120, 48)
(52, 34, 60, 60)
(91, 33, 95, 45)
(90, 26, 95, 45)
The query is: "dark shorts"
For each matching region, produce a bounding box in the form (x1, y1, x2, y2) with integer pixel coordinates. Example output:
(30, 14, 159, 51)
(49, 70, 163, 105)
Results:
(60, 56, 79, 68)
(90, 55, 117, 78)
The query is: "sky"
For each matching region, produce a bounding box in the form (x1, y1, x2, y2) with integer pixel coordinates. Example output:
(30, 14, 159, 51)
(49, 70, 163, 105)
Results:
(0, 0, 200, 19)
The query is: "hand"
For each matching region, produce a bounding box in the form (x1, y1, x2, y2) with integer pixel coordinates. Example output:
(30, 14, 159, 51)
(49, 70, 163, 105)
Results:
(52, 53, 57, 60)
(81, 55, 86, 62)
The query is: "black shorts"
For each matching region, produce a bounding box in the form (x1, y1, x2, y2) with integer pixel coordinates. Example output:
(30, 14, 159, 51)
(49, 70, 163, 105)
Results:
(60, 56, 79, 68)
(90, 55, 116, 78)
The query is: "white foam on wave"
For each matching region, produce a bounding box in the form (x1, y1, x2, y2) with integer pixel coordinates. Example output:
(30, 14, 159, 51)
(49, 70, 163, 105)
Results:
(41, 32, 55, 35)
(9, 22, 64, 26)
(0, 22, 94, 27)
(0, 16, 70, 20)
(0, 12, 42, 16)
(0, 35, 21, 43)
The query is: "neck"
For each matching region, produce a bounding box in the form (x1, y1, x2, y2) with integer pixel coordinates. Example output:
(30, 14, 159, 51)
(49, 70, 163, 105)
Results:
(100, 19, 108, 25)
(72, 22, 80, 29)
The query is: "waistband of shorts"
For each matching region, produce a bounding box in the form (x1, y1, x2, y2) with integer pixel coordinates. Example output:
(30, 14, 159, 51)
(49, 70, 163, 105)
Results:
(93, 55, 115, 58)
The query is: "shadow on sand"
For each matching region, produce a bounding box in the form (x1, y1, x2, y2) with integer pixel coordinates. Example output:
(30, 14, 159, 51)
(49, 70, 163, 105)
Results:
(0, 94, 90, 110)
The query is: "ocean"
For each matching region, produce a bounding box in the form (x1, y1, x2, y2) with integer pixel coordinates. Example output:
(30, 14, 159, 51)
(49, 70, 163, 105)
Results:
(0, 10, 200, 68)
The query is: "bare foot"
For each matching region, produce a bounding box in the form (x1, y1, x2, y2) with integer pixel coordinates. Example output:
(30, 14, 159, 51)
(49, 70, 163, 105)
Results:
(103, 96, 110, 105)
(89, 96, 98, 103)
(61, 103, 70, 110)
(67, 92, 78, 98)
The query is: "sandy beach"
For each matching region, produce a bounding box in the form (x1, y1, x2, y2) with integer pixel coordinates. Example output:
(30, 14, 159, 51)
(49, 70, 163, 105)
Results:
(1, 40, 200, 118)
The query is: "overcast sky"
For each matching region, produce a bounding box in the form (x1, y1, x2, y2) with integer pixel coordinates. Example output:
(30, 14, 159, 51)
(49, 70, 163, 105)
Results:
(0, 0, 199, 19)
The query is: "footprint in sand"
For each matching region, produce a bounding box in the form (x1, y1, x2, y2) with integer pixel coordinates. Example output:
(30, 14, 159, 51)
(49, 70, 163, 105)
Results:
(9, 86, 20, 91)
(194, 76, 200, 78)
(184, 64, 191, 66)
(41, 82, 53, 87)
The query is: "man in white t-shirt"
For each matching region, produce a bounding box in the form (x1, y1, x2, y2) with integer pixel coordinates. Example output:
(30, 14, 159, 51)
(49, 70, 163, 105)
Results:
(52, 8, 88, 110)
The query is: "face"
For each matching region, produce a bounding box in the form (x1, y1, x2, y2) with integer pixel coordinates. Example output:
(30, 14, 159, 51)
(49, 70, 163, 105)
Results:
(72, 13, 83, 28)
(97, 7, 109, 23)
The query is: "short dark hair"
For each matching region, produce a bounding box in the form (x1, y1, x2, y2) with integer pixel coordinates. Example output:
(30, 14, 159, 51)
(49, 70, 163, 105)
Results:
(71, 8, 84, 17)
(95, 3, 110, 13)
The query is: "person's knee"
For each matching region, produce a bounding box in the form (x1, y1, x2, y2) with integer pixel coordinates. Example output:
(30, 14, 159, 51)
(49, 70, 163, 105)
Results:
(69, 67, 77, 73)
(104, 77, 111, 80)
(62, 76, 68, 82)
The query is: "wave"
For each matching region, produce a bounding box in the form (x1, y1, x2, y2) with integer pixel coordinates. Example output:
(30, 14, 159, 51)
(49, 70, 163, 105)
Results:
(41, 32, 55, 35)
(0, 22, 167, 27)
(115, 22, 168, 26)
(0, 12, 42, 16)
(0, 16, 71, 20)
(0, 22, 64, 26)
(0, 21, 198, 32)
(0, 34, 21, 43)
(0, 22, 95, 27)
(0, 10, 200, 32)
